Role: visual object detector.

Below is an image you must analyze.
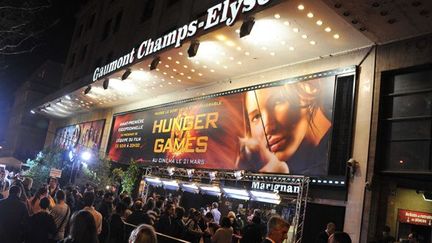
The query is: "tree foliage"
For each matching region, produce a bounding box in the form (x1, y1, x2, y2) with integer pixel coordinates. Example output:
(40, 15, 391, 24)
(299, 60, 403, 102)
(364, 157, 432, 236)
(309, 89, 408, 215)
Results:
(113, 160, 141, 194)
(0, 0, 54, 59)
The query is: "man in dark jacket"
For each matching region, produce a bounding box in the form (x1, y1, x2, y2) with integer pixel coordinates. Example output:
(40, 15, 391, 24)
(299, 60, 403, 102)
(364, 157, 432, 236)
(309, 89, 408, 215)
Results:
(241, 216, 264, 243)
(126, 200, 151, 226)
(262, 216, 290, 243)
(26, 197, 57, 243)
(316, 222, 336, 243)
(0, 185, 29, 243)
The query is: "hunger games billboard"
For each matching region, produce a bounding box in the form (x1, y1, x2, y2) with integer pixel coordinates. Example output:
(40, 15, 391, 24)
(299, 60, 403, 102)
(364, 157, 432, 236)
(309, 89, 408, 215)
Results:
(108, 71, 348, 176)
(53, 119, 105, 151)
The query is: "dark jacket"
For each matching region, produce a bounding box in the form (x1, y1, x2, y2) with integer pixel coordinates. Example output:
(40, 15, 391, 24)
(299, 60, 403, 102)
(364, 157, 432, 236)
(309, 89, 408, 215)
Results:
(109, 213, 127, 243)
(126, 210, 151, 226)
(0, 195, 29, 243)
(241, 223, 264, 243)
(156, 213, 174, 236)
(315, 230, 330, 243)
(26, 211, 57, 243)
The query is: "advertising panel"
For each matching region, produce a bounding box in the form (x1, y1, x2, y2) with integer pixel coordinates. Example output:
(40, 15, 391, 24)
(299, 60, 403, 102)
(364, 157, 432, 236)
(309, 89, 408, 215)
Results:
(398, 209, 432, 226)
(108, 71, 341, 176)
(53, 119, 105, 152)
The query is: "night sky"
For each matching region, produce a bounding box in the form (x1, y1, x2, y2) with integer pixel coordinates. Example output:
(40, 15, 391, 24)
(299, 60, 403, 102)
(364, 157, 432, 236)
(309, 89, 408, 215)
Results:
(0, 0, 82, 144)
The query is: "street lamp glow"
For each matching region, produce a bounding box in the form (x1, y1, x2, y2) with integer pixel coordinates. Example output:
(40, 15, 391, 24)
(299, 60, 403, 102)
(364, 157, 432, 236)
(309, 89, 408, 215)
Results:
(81, 151, 92, 161)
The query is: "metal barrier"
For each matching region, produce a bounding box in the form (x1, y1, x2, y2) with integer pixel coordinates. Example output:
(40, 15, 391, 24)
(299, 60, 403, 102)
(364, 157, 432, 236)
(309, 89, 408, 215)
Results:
(124, 221, 191, 243)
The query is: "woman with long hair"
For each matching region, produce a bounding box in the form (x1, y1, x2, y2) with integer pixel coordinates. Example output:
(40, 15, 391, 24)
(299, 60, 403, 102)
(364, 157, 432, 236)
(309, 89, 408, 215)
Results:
(60, 210, 99, 243)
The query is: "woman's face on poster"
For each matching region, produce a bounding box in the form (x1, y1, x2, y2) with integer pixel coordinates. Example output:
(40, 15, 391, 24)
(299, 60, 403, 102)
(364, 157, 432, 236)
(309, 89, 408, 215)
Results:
(245, 86, 310, 162)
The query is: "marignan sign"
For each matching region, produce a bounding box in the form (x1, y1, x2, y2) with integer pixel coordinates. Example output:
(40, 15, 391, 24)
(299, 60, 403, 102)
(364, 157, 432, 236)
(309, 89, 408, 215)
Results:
(251, 181, 300, 194)
(92, 0, 273, 82)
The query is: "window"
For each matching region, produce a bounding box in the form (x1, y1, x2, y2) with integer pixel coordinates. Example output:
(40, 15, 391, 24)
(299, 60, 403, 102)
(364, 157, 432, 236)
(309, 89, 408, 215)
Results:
(141, 0, 155, 22)
(69, 53, 76, 68)
(101, 19, 112, 40)
(378, 67, 432, 173)
(113, 10, 123, 33)
(87, 14, 95, 30)
(80, 45, 88, 61)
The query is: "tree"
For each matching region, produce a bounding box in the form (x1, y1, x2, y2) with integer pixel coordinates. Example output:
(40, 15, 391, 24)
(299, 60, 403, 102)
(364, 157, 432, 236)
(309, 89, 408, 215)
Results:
(0, 0, 55, 61)
(112, 159, 141, 194)
(23, 147, 65, 189)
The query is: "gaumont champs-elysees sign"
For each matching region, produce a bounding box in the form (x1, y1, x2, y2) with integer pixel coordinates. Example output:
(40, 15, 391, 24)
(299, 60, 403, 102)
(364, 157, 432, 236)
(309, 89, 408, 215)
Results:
(92, 0, 273, 82)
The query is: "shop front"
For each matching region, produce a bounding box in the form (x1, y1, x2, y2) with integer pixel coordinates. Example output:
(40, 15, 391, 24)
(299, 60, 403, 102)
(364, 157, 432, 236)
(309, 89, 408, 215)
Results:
(35, 0, 432, 241)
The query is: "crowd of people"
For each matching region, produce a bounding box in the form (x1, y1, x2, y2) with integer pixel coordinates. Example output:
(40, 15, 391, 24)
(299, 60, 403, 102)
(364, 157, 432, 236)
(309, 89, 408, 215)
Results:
(0, 170, 355, 243)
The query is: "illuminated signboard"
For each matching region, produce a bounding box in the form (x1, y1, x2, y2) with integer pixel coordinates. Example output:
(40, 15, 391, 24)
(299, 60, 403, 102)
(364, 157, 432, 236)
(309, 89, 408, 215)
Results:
(53, 119, 105, 152)
(92, 0, 274, 81)
(108, 67, 356, 176)
(398, 209, 432, 226)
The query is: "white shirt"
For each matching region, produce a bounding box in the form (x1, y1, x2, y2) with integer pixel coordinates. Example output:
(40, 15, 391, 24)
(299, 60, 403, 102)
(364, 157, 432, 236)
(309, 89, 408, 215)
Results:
(211, 208, 221, 224)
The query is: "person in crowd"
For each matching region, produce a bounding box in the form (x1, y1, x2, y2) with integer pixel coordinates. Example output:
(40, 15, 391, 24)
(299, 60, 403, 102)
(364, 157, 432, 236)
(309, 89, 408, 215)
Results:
(212, 216, 233, 243)
(26, 197, 57, 243)
(109, 202, 128, 243)
(263, 216, 290, 243)
(129, 224, 157, 243)
(122, 195, 133, 218)
(0, 168, 10, 199)
(379, 225, 396, 243)
(144, 197, 157, 225)
(64, 186, 76, 211)
(227, 211, 241, 236)
(60, 210, 99, 243)
(48, 177, 60, 198)
(72, 188, 84, 211)
(22, 177, 34, 198)
(127, 200, 152, 226)
(98, 191, 114, 243)
(83, 191, 103, 235)
(95, 190, 104, 207)
(156, 202, 175, 235)
(0, 185, 29, 243)
(186, 210, 204, 243)
(315, 222, 336, 243)
(328, 232, 352, 243)
(241, 215, 264, 243)
(211, 202, 221, 225)
(98, 191, 114, 219)
(408, 232, 419, 243)
(51, 190, 71, 241)
(171, 206, 187, 239)
(154, 199, 164, 216)
(28, 187, 48, 215)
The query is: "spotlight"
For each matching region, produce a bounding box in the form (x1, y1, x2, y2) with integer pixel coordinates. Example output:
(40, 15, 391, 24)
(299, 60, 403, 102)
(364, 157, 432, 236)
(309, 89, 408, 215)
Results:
(240, 16, 255, 38)
(103, 78, 109, 89)
(167, 167, 175, 176)
(187, 40, 200, 58)
(187, 169, 195, 178)
(234, 170, 244, 180)
(30, 110, 36, 114)
(84, 85, 92, 95)
(150, 56, 160, 70)
(209, 171, 217, 181)
(81, 151, 92, 161)
(121, 68, 131, 80)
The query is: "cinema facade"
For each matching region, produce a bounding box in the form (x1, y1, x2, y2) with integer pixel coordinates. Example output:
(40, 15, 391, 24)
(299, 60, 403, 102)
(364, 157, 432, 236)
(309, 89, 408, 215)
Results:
(34, 0, 432, 242)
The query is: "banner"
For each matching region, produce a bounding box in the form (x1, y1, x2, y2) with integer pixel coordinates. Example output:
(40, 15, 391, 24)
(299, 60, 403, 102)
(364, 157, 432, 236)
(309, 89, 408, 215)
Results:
(398, 209, 432, 226)
(53, 119, 105, 152)
(108, 75, 336, 176)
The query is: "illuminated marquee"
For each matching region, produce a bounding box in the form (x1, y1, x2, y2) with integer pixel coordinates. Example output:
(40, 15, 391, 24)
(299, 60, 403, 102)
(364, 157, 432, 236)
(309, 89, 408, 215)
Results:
(92, 0, 273, 81)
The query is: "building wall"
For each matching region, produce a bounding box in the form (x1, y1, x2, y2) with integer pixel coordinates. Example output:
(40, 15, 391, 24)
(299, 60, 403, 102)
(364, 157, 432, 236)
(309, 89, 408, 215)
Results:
(363, 33, 432, 242)
(49, 45, 376, 241)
